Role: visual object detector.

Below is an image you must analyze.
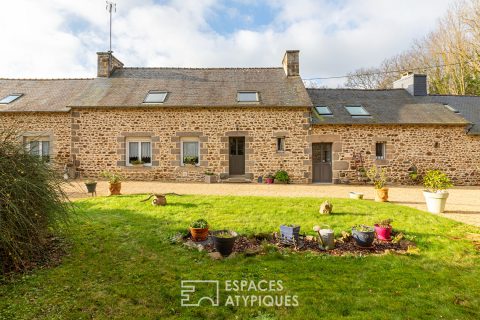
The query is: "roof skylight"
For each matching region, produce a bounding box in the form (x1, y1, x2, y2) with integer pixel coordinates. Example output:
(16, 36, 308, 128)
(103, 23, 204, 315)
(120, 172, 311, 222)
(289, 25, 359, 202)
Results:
(0, 93, 23, 104)
(237, 91, 259, 103)
(315, 106, 333, 116)
(344, 105, 370, 117)
(444, 104, 460, 113)
(143, 91, 168, 104)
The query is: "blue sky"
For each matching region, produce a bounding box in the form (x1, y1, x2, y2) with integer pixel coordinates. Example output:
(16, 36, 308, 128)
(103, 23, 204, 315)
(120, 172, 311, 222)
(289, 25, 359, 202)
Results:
(0, 0, 454, 87)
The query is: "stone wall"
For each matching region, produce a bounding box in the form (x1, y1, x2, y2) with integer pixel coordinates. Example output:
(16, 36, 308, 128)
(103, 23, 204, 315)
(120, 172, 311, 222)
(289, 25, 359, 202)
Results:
(2, 110, 478, 185)
(0, 112, 71, 170)
(310, 124, 480, 185)
(71, 107, 311, 183)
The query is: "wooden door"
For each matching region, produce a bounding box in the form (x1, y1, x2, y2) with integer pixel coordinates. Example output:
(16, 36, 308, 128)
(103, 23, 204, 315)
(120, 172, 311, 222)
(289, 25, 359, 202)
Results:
(312, 143, 332, 183)
(229, 137, 245, 175)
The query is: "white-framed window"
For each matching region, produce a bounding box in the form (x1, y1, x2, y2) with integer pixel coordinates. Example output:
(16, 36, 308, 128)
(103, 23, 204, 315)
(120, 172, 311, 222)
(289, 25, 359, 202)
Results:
(181, 138, 200, 166)
(375, 142, 386, 160)
(237, 91, 259, 103)
(277, 137, 285, 152)
(143, 91, 168, 104)
(0, 93, 23, 104)
(345, 105, 371, 118)
(27, 138, 50, 162)
(126, 138, 152, 166)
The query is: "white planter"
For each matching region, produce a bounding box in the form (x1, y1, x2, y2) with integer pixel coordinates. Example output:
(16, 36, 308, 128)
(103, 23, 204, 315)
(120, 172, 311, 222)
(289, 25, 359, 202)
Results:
(423, 191, 449, 214)
(349, 192, 364, 200)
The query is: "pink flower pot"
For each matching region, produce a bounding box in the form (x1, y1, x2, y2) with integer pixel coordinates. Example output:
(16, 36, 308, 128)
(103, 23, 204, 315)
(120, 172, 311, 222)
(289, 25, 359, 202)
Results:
(265, 178, 274, 184)
(374, 224, 392, 241)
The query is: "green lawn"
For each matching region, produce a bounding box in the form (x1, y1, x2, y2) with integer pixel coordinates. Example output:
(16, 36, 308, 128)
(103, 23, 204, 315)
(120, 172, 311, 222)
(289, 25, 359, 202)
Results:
(1, 195, 480, 319)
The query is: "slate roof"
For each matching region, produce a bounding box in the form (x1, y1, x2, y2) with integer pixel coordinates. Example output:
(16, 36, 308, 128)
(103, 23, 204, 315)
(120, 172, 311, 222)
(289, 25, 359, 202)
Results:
(0, 79, 92, 112)
(308, 88, 470, 126)
(420, 95, 480, 135)
(0, 67, 312, 112)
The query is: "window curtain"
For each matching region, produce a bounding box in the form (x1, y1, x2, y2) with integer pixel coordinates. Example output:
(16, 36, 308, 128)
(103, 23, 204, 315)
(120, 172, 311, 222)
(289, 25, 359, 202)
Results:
(41, 141, 50, 156)
(129, 142, 139, 162)
(183, 142, 198, 157)
(141, 142, 151, 163)
(29, 141, 40, 156)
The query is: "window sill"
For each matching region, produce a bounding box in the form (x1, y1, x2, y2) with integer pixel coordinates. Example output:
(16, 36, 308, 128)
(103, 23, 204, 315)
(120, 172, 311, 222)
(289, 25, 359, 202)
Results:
(125, 165, 154, 170)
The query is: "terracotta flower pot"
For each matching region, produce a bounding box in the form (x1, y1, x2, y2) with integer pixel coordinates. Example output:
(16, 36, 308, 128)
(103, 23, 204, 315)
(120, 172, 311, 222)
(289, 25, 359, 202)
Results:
(109, 182, 122, 195)
(374, 187, 389, 202)
(374, 224, 392, 241)
(190, 227, 209, 242)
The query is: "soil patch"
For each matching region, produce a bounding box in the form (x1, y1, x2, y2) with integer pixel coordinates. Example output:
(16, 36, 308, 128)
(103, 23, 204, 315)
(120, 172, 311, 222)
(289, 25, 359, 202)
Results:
(180, 232, 416, 258)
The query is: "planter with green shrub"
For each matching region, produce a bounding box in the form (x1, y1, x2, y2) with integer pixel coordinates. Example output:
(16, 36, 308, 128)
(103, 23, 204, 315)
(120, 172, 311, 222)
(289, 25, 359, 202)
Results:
(101, 171, 124, 196)
(189, 219, 209, 242)
(274, 170, 290, 184)
(204, 172, 217, 183)
(423, 169, 453, 213)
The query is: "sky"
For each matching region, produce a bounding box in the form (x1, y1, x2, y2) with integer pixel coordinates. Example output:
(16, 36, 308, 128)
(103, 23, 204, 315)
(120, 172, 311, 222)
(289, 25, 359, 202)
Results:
(0, 0, 455, 87)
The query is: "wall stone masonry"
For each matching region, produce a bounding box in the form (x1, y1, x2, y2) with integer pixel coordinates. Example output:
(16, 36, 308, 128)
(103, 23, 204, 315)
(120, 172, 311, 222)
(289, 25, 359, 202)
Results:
(72, 107, 311, 183)
(2, 110, 479, 185)
(0, 112, 71, 171)
(310, 124, 480, 185)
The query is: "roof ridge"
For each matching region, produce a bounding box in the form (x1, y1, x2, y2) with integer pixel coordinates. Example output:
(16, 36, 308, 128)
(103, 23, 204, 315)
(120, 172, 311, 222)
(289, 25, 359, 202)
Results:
(429, 94, 480, 98)
(0, 77, 94, 81)
(306, 88, 405, 92)
(120, 67, 282, 70)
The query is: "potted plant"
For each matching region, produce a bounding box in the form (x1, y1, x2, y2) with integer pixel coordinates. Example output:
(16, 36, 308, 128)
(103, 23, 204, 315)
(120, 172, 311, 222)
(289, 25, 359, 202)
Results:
(84, 180, 97, 195)
(366, 166, 389, 202)
(280, 224, 300, 244)
(408, 165, 420, 185)
(423, 169, 453, 213)
(211, 230, 238, 257)
(130, 159, 144, 167)
(352, 225, 375, 247)
(190, 219, 209, 242)
(101, 171, 124, 195)
(183, 156, 198, 167)
(204, 172, 217, 183)
(265, 174, 274, 184)
(274, 170, 290, 184)
(374, 218, 393, 241)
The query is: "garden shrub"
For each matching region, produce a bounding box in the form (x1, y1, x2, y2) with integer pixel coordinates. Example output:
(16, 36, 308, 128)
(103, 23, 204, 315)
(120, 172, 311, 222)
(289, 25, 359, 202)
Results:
(274, 170, 290, 183)
(0, 130, 71, 274)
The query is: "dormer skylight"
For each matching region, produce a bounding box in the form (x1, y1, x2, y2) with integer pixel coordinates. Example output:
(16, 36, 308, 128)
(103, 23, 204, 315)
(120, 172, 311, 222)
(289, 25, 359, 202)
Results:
(314, 106, 333, 116)
(444, 104, 460, 113)
(143, 91, 168, 104)
(0, 93, 23, 104)
(237, 91, 259, 103)
(345, 105, 371, 117)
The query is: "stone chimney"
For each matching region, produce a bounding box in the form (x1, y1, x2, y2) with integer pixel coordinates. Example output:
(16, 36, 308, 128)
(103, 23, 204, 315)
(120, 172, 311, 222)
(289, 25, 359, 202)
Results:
(97, 51, 124, 77)
(282, 50, 300, 77)
(393, 72, 427, 96)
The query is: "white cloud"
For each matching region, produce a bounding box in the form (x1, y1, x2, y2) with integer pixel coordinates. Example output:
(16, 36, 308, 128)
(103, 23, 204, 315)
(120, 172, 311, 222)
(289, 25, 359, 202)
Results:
(0, 0, 454, 86)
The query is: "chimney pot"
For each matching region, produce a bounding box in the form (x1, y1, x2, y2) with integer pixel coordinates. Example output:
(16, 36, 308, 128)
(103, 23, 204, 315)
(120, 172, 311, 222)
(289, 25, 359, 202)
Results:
(282, 50, 300, 77)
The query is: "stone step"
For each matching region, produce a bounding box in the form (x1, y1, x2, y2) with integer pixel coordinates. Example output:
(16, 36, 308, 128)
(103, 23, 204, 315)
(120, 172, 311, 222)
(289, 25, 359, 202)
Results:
(222, 177, 252, 183)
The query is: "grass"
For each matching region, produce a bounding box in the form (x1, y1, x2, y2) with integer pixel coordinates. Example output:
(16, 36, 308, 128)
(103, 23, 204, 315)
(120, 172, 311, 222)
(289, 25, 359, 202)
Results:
(1, 195, 480, 319)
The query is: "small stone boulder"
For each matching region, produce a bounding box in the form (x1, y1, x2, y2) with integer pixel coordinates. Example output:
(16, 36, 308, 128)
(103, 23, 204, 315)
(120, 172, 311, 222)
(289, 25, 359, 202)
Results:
(319, 201, 333, 215)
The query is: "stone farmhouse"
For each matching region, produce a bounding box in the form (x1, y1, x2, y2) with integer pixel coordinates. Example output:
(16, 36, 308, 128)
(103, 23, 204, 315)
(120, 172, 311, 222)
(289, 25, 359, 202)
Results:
(0, 51, 479, 185)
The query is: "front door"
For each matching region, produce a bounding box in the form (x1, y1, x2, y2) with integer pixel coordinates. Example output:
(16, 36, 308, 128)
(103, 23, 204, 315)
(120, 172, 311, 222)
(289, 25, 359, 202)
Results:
(229, 137, 245, 175)
(312, 143, 332, 183)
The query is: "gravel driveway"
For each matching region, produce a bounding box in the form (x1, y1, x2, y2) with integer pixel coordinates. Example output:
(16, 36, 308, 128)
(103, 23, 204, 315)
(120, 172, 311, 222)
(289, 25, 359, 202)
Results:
(64, 181, 480, 227)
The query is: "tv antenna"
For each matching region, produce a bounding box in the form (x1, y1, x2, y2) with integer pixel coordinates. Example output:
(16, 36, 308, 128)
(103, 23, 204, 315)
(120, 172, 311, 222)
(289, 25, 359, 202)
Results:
(106, 1, 116, 52)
